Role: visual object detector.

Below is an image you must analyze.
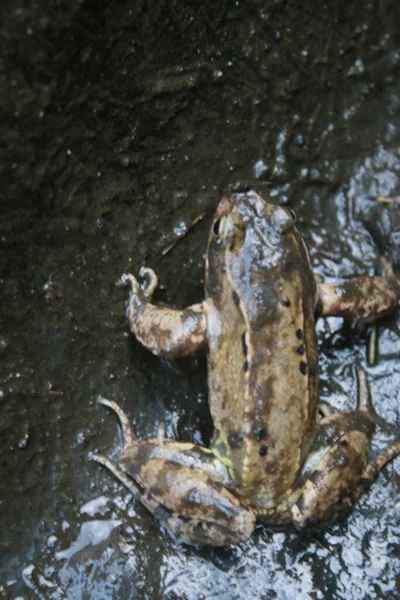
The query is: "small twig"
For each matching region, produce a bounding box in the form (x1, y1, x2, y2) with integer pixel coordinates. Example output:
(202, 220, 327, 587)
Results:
(367, 323, 377, 366)
(161, 212, 207, 256)
(377, 195, 400, 205)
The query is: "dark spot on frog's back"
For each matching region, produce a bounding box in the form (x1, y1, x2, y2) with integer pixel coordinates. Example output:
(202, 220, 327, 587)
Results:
(253, 426, 266, 441)
(228, 432, 244, 450)
(232, 290, 240, 307)
(296, 329, 303, 340)
(241, 332, 248, 356)
(300, 361, 308, 375)
(259, 445, 268, 457)
(243, 361, 249, 372)
(296, 344, 305, 355)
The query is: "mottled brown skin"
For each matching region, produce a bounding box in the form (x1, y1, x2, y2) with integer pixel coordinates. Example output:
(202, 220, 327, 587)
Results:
(93, 399, 255, 546)
(205, 195, 319, 510)
(121, 268, 206, 359)
(317, 277, 398, 322)
(94, 192, 400, 546)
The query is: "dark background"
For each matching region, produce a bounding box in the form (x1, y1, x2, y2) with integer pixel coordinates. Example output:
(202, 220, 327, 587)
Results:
(1, 1, 400, 598)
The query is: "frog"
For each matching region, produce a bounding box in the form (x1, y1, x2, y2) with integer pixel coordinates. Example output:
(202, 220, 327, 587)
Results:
(93, 190, 400, 546)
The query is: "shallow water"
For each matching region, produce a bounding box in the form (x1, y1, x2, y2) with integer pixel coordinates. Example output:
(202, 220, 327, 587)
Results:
(1, 1, 400, 598)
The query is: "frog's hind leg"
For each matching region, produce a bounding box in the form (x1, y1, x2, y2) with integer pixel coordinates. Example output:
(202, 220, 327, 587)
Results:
(356, 365, 399, 435)
(93, 443, 256, 546)
(352, 436, 400, 503)
(91, 453, 142, 498)
(91, 397, 137, 490)
(289, 367, 400, 530)
(97, 396, 134, 446)
(351, 366, 400, 504)
(91, 452, 187, 537)
(93, 399, 255, 546)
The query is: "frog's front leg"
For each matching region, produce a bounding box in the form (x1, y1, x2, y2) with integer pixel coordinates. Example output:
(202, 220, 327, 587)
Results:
(121, 268, 206, 359)
(316, 263, 398, 323)
(287, 367, 400, 529)
(93, 398, 255, 546)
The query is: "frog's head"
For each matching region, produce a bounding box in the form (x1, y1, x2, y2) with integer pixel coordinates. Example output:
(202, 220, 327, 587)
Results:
(208, 191, 297, 255)
(206, 190, 305, 310)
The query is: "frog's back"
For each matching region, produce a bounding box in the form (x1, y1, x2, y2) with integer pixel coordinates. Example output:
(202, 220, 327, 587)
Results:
(205, 193, 318, 509)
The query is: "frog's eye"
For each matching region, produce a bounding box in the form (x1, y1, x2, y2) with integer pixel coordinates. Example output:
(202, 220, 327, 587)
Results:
(213, 218, 222, 236)
(212, 216, 229, 239)
(212, 214, 245, 248)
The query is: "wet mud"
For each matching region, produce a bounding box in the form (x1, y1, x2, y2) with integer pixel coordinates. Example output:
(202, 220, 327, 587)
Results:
(1, 1, 400, 598)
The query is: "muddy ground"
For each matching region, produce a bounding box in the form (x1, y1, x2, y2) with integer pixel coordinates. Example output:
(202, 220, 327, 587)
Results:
(1, 1, 400, 598)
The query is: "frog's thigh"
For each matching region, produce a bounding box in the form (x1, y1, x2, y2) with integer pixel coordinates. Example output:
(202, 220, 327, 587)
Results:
(317, 276, 398, 322)
(291, 411, 375, 529)
(117, 441, 255, 546)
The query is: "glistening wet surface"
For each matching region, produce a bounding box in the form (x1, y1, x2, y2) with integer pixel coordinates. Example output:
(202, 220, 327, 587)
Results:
(1, 1, 400, 598)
